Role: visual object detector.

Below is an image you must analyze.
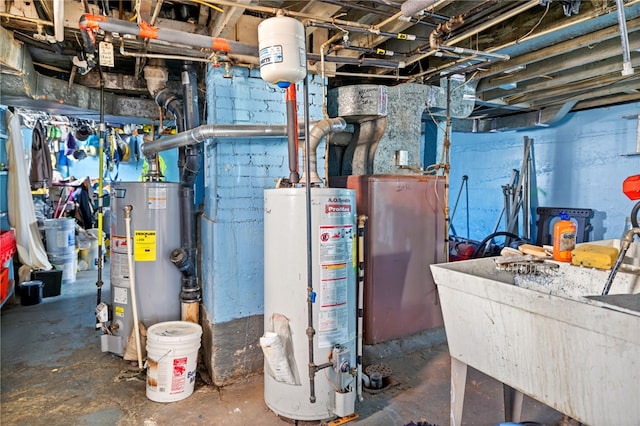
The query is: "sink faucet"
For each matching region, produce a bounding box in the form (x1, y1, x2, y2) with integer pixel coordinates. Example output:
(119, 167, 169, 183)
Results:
(602, 227, 640, 295)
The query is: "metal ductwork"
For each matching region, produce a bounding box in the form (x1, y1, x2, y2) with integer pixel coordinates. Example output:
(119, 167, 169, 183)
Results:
(300, 118, 347, 184)
(451, 101, 578, 133)
(328, 80, 477, 175)
(142, 124, 304, 156)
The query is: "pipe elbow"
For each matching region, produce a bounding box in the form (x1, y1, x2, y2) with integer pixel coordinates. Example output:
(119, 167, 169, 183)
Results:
(310, 117, 347, 145)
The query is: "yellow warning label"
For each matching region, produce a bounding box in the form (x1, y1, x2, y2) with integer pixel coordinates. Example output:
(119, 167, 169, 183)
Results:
(115, 306, 125, 317)
(134, 230, 156, 261)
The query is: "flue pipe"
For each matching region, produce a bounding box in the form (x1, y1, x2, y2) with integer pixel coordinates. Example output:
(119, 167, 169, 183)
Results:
(300, 118, 347, 185)
(141, 123, 313, 156)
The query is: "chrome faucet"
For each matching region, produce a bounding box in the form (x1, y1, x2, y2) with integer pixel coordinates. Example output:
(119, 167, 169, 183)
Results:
(602, 227, 640, 295)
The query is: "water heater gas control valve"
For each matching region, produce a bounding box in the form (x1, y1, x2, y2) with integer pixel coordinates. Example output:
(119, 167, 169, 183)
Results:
(95, 302, 109, 327)
(332, 345, 351, 373)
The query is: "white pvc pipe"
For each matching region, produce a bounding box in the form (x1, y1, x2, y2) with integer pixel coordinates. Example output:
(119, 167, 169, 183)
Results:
(53, 0, 64, 42)
(123, 205, 144, 369)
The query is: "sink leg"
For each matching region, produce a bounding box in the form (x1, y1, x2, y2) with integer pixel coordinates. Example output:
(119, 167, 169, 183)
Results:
(450, 357, 467, 426)
(503, 385, 524, 422)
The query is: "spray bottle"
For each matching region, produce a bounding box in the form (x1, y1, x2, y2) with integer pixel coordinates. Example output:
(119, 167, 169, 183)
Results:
(553, 211, 576, 262)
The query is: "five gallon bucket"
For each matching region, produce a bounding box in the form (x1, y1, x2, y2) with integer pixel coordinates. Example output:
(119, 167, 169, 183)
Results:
(146, 321, 202, 403)
(44, 218, 75, 256)
(49, 251, 77, 284)
(45, 218, 77, 283)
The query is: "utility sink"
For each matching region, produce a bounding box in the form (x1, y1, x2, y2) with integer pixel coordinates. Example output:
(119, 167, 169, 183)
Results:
(514, 239, 640, 305)
(430, 240, 640, 425)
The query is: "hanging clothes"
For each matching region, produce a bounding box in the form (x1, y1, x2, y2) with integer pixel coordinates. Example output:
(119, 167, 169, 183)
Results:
(5, 110, 52, 271)
(30, 121, 54, 190)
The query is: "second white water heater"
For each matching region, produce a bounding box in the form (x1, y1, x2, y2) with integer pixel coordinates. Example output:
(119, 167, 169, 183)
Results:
(263, 188, 357, 421)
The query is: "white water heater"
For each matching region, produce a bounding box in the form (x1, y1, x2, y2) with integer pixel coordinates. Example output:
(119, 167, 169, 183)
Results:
(258, 16, 307, 88)
(263, 188, 357, 421)
(102, 181, 182, 356)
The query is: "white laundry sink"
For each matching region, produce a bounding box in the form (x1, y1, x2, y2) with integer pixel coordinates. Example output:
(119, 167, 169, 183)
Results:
(430, 242, 640, 425)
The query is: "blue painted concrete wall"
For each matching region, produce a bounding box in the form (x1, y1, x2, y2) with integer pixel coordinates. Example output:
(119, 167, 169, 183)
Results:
(202, 65, 325, 324)
(447, 102, 640, 243)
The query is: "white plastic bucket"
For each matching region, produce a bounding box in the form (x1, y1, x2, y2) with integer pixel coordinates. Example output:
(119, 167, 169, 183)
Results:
(49, 252, 77, 284)
(44, 218, 75, 256)
(146, 321, 202, 403)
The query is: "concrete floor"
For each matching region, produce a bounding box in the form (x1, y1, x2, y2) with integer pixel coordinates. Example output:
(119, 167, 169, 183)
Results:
(1, 266, 565, 426)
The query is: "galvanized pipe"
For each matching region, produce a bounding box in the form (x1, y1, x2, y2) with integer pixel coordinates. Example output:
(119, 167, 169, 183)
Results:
(615, 0, 635, 75)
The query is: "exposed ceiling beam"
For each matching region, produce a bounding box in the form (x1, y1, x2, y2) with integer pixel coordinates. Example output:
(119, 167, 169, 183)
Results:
(480, 54, 640, 103)
(476, 16, 640, 85)
(478, 33, 640, 94)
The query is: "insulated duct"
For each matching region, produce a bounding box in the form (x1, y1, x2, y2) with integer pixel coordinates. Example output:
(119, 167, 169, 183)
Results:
(451, 101, 577, 133)
(328, 80, 476, 175)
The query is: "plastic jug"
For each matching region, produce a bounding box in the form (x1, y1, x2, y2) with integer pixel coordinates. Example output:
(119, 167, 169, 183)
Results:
(553, 211, 576, 262)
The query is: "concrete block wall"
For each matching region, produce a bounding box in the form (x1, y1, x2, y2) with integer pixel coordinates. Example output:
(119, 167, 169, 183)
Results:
(201, 65, 325, 385)
(446, 101, 640, 243)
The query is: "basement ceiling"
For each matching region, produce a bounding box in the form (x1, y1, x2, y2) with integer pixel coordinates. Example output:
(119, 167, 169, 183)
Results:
(1, 0, 639, 126)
